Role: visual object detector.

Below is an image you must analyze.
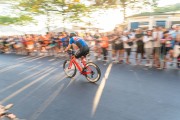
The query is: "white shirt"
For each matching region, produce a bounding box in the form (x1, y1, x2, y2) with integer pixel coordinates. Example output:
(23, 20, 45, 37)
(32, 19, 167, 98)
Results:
(143, 36, 153, 48)
(122, 36, 130, 48)
(152, 31, 163, 47)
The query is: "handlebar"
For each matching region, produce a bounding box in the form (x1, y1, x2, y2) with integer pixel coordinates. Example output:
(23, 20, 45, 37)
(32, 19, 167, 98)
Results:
(66, 49, 75, 55)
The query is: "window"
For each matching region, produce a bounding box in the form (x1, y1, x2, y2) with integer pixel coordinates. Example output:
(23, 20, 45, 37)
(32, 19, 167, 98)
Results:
(156, 21, 166, 27)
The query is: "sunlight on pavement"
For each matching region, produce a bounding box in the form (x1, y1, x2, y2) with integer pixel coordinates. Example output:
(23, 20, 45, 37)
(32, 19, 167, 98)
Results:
(48, 59, 55, 62)
(0, 63, 9, 67)
(17, 56, 39, 62)
(26, 56, 47, 62)
(16, 72, 66, 105)
(0, 66, 53, 94)
(27, 64, 38, 69)
(51, 60, 64, 65)
(0, 68, 58, 104)
(65, 73, 81, 89)
(91, 63, 113, 117)
(20, 56, 47, 63)
(16, 56, 33, 60)
(18, 64, 43, 75)
(0, 63, 24, 73)
(30, 84, 65, 120)
(41, 73, 66, 92)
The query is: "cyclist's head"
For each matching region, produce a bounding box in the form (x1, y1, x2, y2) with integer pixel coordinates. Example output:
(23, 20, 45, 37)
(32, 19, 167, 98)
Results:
(69, 32, 77, 38)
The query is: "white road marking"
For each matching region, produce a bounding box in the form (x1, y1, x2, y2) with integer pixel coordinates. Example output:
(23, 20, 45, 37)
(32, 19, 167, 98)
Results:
(91, 63, 113, 117)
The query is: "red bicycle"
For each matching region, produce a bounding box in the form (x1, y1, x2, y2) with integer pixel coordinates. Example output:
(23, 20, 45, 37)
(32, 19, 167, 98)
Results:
(63, 50, 101, 83)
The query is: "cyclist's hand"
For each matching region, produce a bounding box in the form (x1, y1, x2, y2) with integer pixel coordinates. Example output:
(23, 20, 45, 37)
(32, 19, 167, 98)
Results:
(64, 48, 68, 52)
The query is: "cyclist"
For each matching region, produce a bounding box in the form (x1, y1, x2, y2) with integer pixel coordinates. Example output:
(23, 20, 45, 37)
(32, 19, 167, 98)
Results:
(65, 32, 89, 61)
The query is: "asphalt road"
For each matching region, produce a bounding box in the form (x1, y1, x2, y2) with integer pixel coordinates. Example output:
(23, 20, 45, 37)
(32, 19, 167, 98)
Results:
(0, 54, 180, 120)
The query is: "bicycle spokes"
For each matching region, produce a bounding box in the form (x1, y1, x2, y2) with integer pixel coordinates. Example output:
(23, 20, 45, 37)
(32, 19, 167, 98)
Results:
(83, 63, 101, 83)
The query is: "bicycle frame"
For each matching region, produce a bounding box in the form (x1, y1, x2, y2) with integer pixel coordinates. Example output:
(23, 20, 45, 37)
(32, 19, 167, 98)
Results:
(68, 56, 92, 75)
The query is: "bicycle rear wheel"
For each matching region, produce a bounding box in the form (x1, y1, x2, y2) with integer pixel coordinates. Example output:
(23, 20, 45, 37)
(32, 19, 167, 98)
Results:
(63, 60, 76, 78)
(84, 62, 101, 83)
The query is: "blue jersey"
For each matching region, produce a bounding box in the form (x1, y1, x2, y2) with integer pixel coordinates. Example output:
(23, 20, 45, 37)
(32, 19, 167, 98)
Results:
(69, 37, 88, 48)
(61, 37, 68, 47)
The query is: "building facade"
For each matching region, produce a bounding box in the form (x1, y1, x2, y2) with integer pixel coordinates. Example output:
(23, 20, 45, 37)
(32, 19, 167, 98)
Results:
(127, 13, 180, 30)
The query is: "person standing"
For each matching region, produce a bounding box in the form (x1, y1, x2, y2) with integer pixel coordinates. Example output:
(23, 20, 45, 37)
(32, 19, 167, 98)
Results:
(174, 34, 180, 69)
(169, 24, 180, 65)
(161, 31, 174, 69)
(100, 33, 109, 65)
(152, 26, 163, 68)
(122, 31, 132, 64)
(143, 30, 153, 67)
(135, 29, 144, 65)
(113, 33, 124, 63)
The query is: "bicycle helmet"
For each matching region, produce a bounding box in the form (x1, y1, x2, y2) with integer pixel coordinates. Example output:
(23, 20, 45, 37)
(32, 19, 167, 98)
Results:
(69, 32, 77, 38)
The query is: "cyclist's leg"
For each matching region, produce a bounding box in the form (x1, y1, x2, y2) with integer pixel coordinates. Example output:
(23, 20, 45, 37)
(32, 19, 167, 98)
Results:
(75, 49, 82, 58)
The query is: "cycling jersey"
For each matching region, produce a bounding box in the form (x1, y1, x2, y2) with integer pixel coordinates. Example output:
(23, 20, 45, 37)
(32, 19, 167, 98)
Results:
(69, 37, 89, 58)
(69, 37, 88, 49)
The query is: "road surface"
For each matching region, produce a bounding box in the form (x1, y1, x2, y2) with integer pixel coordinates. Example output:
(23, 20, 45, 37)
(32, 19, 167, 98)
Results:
(0, 54, 180, 120)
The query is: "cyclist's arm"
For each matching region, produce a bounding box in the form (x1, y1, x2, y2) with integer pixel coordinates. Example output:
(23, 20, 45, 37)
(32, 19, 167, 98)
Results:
(65, 38, 73, 52)
(65, 44, 72, 52)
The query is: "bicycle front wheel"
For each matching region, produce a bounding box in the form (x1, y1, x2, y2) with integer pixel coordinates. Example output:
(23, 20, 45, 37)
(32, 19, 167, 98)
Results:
(63, 60, 77, 78)
(84, 62, 101, 83)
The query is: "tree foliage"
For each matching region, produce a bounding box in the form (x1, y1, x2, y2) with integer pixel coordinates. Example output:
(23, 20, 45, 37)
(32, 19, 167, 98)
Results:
(17, 0, 90, 21)
(0, 0, 34, 25)
(129, 3, 180, 17)
(0, 15, 33, 25)
(93, 0, 158, 20)
(154, 3, 180, 13)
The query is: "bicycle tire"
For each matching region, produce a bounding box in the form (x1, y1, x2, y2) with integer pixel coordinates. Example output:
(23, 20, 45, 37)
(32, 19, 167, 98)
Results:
(63, 60, 77, 78)
(84, 62, 101, 83)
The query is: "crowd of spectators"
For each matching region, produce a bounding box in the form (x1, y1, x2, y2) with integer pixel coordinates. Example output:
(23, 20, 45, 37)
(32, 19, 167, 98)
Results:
(0, 24, 180, 69)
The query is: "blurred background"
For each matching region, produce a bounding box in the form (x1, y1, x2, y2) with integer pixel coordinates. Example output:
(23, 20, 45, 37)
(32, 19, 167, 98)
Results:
(0, 0, 179, 35)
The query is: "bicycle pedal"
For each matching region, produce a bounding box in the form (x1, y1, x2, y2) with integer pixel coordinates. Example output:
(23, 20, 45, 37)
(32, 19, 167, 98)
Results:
(82, 67, 86, 72)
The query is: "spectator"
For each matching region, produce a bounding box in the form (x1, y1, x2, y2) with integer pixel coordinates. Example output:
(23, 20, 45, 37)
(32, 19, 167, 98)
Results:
(113, 33, 124, 63)
(174, 33, 180, 69)
(143, 30, 153, 67)
(100, 33, 109, 65)
(60, 32, 69, 52)
(152, 26, 163, 68)
(93, 33, 101, 60)
(122, 31, 132, 64)
(160, 31, 172, 69)
(135, 29, 144, 65)
(110, 34, 116, 61)
(169, 24, 180, 64)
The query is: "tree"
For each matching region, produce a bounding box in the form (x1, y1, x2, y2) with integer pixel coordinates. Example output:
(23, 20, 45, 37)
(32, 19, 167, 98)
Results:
(17, 0, 91, 31)
(129, 3, 180, 17)
(0, 0, 34, 25)
(0, 15, 33, 25)
(154, 3, 180, 13)
(93, 0, 158, 20)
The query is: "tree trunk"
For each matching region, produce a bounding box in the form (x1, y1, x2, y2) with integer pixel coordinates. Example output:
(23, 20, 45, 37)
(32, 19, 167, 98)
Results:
(46, 10, 50, 32)
(122, 3, 126, 21)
